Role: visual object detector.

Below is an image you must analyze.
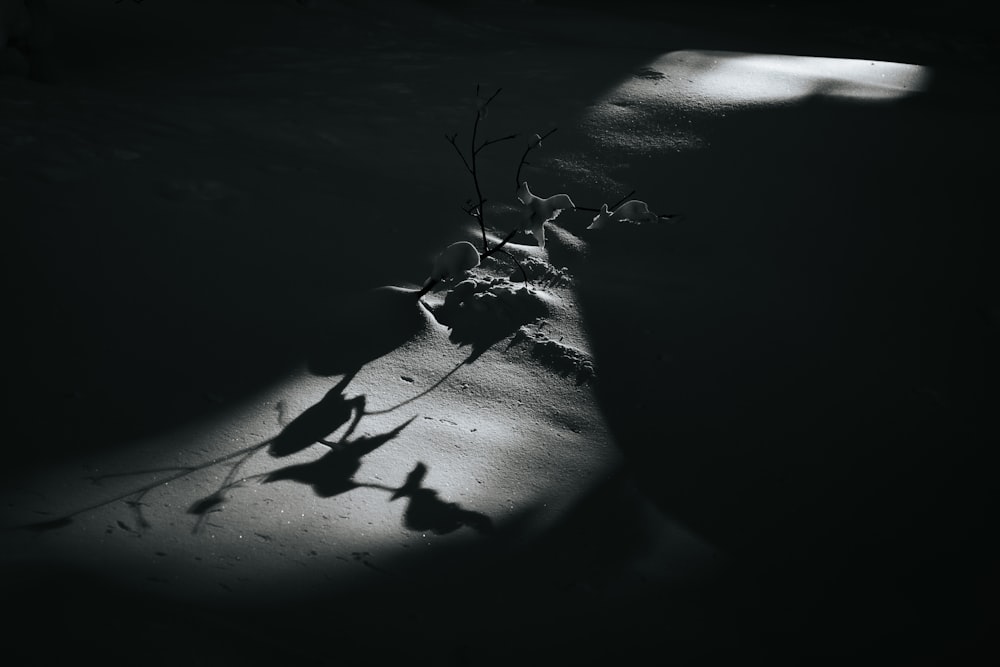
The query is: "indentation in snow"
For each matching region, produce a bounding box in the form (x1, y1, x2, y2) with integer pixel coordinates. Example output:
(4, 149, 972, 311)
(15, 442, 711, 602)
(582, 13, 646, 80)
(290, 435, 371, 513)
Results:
(509, 256, 573, 287)
(508, 325, 595, 385)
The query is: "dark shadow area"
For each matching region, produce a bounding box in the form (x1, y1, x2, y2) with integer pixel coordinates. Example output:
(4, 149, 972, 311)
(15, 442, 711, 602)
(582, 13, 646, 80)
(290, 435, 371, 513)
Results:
(264, 416, 414, 497)
(537, 0, 998, 70)
(4, 167, 431, 485)
(571, 74, 998, 663)
(390, 461, 495, 535)
(305, 286, 429, 378)
(531, 0, 999, 115)
(0, 468, 853, 667)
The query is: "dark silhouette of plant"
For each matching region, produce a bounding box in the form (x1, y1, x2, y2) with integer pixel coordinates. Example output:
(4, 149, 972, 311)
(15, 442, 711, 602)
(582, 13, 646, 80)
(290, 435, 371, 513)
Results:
(390, 462, 494, 535)
(423, 85, 528, 295)
(17, 371, 375, 533)
(445, 85, 516, 251)
(418, 86, 681, 297)
(269, 371, 365, 457)
(263, 417, 415, 497)
(515, 128, 558, 192)
(17, 438, 273, 533)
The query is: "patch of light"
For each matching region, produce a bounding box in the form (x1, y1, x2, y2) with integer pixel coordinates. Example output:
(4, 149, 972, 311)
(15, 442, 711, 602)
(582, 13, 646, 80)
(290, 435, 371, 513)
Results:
(582, 50, 927, 153)
(611, 50, 928, 111)
(665, 51, 927, 107)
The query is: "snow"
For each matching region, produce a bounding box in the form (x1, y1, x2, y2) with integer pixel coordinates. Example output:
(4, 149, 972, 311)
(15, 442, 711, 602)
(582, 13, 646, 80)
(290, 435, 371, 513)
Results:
(1, 1, 996, 665)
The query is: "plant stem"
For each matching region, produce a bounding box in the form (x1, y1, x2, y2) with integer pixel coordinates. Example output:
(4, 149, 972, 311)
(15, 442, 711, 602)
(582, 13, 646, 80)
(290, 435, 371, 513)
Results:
(575, 189, 637, 213)
(476, 134, 518, 155)
(481, 227, 520, 260)
(477, 228, 529, 286)
(514, 127, 558, 191)
(445, 133, 472, 174)
(610, 189, 636, 209)
(415, 277, 440, 299)
(470, 101, 488, 250)
(495, 248, 530, 286)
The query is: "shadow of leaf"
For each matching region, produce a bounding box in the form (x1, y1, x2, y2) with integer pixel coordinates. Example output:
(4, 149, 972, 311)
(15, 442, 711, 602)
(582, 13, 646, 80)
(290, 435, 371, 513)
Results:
(264, 417, 415, 498)
(269, 371, 365, 457)
(391, 461, 495, 535)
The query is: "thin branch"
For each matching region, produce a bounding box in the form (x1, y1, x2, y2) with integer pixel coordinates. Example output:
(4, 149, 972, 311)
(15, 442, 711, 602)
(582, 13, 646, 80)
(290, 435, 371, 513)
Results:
(415, 277, 440, 299)
(470, 103, 488, 250)
(609, 189, 636, 210)
(575, 189, 638, 214)
(514, 127, 558, 190)
(471, 228, 529, 287)
(475, 133, 518, 155)
(445, 133, 472, 174)
(483, 86, 503, 107)
(447, 86, 516, 254)
(494, 248, 530, 286)
(481, 227, 520, 261)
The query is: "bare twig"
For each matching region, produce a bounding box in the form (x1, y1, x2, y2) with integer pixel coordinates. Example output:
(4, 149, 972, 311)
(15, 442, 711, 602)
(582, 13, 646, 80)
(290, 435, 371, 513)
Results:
(476, 134, 518, 155)
(444, 85, 509, 253)
(494, 247, 530, 286)
(514, 127, 558, 191)
(575, 190, 637, 214)
(445, 133, 473, 174)
(480, 84, 503, 108)
(610, 189, 636, 210)
(481, 227, 520, 260)
(415, 277, 440, 299)
(470, 94, 488, 250)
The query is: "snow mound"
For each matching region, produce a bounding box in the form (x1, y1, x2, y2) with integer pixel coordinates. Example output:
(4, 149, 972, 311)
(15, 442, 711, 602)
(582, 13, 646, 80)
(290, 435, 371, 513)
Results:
(428, 276, 549, 362)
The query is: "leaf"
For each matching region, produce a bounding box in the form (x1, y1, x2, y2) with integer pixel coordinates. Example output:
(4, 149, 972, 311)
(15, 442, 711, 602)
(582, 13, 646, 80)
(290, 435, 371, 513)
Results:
(429, 241, 481, 282)
(613, 200, 658, 223)
(517, 182, 576, 248)
(588, 200, 658, 229)
(587, 203, 613, 230)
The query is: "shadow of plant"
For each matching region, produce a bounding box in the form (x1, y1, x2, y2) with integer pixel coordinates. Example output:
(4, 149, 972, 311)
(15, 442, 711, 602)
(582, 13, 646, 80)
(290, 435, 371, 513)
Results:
(263, 417, 415, 497)
(269, 371, 366, 457)
(390, 462, 495, 535)
(20, 354, 497, 540)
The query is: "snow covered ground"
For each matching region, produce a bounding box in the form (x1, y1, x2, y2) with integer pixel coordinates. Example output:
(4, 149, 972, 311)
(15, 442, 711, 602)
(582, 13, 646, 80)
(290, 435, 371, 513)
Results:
(2, 1, 996, 665)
